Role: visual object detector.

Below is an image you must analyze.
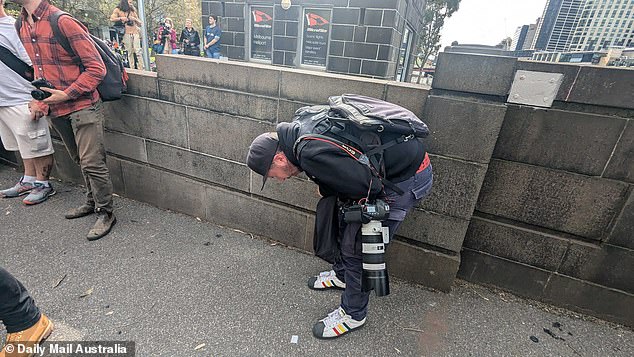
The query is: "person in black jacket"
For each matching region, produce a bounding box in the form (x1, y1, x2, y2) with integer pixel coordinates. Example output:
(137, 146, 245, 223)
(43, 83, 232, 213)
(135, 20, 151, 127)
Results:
(179, 18, 200, 56)
(247, 119, 433, 339)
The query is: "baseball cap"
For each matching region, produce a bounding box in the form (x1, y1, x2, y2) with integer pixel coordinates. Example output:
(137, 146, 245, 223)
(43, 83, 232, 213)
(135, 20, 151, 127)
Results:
(247, 132, 279, 190)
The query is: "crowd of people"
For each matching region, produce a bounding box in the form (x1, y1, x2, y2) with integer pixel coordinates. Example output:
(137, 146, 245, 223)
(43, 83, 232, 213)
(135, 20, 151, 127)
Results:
(108, 0, 222, 70)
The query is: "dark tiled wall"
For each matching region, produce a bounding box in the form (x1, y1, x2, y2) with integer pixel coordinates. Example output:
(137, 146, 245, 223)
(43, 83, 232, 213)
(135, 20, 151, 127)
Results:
(200, 0, 426, 79)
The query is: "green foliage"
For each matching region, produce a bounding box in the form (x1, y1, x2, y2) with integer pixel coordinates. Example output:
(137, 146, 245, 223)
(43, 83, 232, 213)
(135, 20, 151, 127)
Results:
(413, 0, 461, 83)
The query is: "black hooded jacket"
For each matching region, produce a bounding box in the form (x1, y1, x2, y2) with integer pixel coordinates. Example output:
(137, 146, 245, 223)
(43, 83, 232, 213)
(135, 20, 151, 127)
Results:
(276, 121, 425, 200)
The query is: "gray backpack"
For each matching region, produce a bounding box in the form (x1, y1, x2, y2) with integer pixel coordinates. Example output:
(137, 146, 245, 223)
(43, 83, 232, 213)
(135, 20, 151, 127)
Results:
(293, 94, 429, 194)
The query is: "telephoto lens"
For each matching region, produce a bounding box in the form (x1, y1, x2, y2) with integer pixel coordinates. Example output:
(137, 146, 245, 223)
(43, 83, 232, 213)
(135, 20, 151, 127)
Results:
(361, 220, 390, 296)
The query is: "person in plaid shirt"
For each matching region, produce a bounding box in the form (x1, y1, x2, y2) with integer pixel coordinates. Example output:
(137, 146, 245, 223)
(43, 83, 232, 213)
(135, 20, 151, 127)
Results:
(15, 0, 117, 241)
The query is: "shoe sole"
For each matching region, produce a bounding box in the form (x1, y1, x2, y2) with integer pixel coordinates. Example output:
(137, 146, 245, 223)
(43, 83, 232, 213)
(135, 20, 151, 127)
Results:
(1, 190, 33, 198)
(23, 190, 57, 205)
(308, 284, 346, 291)
(87, 216, 117, 241)
(313, 322, 365, 340)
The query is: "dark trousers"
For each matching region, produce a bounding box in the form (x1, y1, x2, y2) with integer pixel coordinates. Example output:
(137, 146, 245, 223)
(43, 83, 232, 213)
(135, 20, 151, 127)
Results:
(0, 267, 41, 333)
(49, 102, 113, 214)
(333, 165, 433, 320)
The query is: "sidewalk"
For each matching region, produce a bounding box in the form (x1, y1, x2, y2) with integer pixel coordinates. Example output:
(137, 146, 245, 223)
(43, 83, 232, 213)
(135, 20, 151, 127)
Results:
(0, 165, 632, 356)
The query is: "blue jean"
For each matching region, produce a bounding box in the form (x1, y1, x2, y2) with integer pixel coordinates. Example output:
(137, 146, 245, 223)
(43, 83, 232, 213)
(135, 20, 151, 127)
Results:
(334, 164, 433, 320)
(0, 267, 41, 333)
(205, 48, 221, 58)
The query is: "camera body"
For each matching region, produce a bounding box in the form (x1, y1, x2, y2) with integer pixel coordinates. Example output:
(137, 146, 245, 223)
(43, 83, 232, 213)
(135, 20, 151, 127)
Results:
(31, 78, 55, 101)
(343, 199, 390, 224)
(125, 20, 135, 26)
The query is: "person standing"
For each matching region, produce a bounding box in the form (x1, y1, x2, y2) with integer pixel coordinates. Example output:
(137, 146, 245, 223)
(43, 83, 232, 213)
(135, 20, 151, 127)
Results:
(179, 18, 200, 56)
(204, 14, 221, 59)
(246, 97, 433, 339)
(157, 18, 178, 55)
(110, 0, 144, 70)
(0, 267, 53, 357)
(15, 0, 117, 241)
(0, 0, 55, 205)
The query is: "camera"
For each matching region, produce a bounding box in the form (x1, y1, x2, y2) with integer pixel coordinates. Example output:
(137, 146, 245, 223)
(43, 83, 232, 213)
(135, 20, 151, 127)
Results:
(343, 199, 390, 224)
(126, 20, 135, 26)
(31, 78, 55, 100)
(161, 27, 170, 37)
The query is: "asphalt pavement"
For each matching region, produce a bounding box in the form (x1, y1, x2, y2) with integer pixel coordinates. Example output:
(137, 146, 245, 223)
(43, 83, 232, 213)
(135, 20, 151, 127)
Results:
(0, 165, 632, 356)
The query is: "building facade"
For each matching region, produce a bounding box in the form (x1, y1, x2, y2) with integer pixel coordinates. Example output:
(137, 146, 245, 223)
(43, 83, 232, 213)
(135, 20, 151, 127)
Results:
(569, 0, 634, 51)
(200, 0, 426, 80)
(532, 0, 584, 51)
(511, 25, 529, 51)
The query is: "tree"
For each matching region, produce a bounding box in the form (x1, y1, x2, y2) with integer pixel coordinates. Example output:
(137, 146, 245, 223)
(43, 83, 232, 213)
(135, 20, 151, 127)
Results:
(413, 0, 461, 84)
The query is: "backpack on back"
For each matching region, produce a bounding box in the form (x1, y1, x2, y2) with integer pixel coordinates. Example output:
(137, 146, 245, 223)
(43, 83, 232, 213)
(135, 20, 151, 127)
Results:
(292, 94, 429, 194)
(16, 11, 128, 101)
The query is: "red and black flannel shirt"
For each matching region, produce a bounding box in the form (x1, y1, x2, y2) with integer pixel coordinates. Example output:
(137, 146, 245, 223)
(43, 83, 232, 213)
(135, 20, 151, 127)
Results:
(18, 1, 105, 118)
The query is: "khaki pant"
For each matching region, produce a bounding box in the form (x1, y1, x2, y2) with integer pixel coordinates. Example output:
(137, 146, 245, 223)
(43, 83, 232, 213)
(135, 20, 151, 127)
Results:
(49, 102, 113, 214)
(123, 33, 144, 70)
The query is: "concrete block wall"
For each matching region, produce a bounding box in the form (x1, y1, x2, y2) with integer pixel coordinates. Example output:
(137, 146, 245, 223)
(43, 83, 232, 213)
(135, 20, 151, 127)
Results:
(48, 57, 466, 293)
(434, 52, 634, 327)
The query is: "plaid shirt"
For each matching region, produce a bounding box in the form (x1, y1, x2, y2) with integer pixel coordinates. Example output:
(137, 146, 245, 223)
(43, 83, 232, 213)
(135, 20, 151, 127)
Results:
(18, 1, 105, 117)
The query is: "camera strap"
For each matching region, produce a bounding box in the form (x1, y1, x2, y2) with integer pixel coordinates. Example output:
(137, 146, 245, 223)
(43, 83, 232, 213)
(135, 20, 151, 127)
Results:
(295, 134, 405, 195)
(0, 45, 34, 82)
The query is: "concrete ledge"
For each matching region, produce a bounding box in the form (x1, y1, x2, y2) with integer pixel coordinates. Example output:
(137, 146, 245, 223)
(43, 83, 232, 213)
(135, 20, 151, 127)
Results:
(105, 131, 148, 163)
(386, 240, 460, 292)
(603, 121, 634, 183)
(607, 190, 634, 249)
(280, 69, 386, 104)
(397, 208, 470, 253)
(256, 175, 321, 211)
(423, 95, 507, 163)
(161, 81, 279, 122)
(104, 97, 188, 148)
(476, 160, 630, 239)
(125, 69, 159, 99)
(156, 55, 281, 97)
(459, 248, 634, 327)
(464, 216, 569, 271)
(146, 141, 251, 192)
(50, 140, 82, 184)
(433, 52, 517, 96)
(542, 274, 634, 328)
(420, 155, 488, 220)
(566, 66, 634, 110)
(494, 106, 627, 176)
(559, 241, 634, 293)
(204, 185, 310, 250)
(385, 82, 430, 118)
(187, 108, 275, 163)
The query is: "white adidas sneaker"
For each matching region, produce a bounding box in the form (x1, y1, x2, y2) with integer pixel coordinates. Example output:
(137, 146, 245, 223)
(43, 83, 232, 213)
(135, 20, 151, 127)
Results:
(312, 307, 366, 339)
(307, 270, 346, 290)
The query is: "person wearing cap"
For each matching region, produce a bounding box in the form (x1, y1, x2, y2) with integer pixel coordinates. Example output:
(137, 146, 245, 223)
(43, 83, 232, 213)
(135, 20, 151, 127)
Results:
(247, 120, 433, 339)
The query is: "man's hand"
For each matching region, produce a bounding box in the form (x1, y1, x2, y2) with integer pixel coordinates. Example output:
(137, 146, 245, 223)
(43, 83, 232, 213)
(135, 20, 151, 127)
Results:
(41, 88, 71, 105)
(28, 100, 49, 121)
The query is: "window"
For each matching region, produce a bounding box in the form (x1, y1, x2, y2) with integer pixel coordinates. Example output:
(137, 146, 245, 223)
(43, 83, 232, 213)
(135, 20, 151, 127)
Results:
(395, 26, 413, 82)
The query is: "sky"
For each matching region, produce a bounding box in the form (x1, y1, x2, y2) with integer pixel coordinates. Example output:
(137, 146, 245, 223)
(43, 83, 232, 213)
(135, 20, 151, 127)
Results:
(440, 0, 548, 49)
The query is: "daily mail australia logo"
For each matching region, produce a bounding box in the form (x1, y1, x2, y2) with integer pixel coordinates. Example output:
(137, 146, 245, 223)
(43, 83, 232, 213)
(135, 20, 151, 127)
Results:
(306, 13, 329, 27)
(252, 10, 272, 23)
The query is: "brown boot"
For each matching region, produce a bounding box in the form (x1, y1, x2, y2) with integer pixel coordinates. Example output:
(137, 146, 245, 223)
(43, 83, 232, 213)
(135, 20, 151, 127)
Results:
(64, 204, 95, 219)
(1, 313, 53, 357)
(87, 211, 116, 241)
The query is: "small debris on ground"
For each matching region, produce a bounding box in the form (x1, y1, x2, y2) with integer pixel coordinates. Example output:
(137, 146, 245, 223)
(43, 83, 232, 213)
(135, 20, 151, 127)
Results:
(194, 343, 206, 350)
(290, 335, 298, 344)
(53, 274, 67, 288)
(79, 287, 94, 298)
(530, 336, 539, 343)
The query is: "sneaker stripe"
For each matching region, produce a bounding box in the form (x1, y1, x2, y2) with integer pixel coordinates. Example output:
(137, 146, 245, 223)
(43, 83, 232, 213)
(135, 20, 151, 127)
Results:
(333, 327, 342, 336)
(321, 281, 328, 288)
(342, 322, 351, 330)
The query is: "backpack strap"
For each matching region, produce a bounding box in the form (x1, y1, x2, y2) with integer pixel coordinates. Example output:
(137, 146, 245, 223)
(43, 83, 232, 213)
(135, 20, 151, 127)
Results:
(49, 11, 82, 66)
